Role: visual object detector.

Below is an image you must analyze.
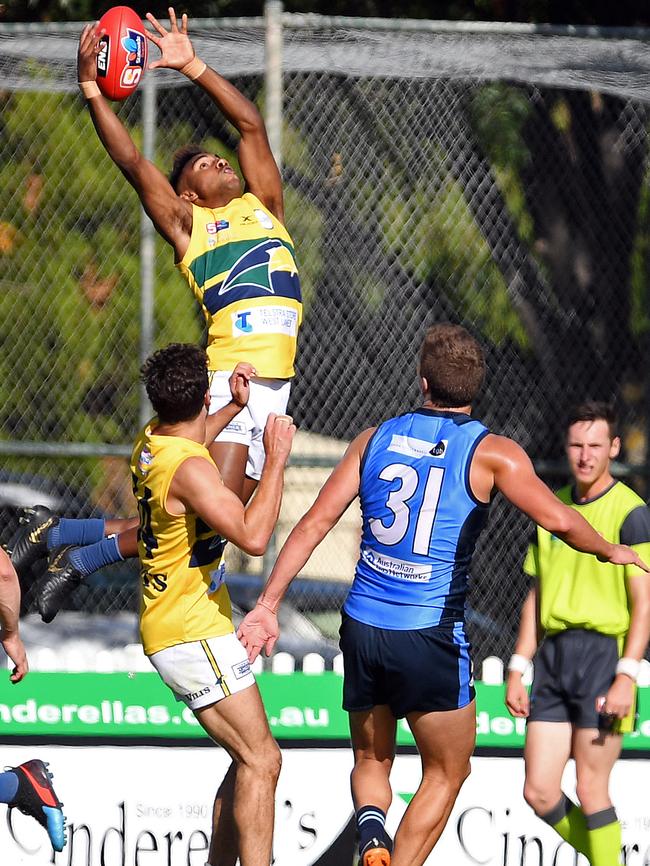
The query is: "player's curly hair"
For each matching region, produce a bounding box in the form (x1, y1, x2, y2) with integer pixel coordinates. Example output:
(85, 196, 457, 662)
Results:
(419, 324, 485, 408)
(141, 343, 209, 424)
(169, 144, 205, 193)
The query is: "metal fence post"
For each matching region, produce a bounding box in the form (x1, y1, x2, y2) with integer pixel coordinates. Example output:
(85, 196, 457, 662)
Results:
(264, 0, 283, 172)
(139, 72, 157, 428)
(262, 0, 284, 580)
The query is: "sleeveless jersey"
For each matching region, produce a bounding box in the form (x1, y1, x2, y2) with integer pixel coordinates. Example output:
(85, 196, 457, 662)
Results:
(177, 193, 302, 379)
(130, 423, 233, 655)
(344, 409, 490, 630)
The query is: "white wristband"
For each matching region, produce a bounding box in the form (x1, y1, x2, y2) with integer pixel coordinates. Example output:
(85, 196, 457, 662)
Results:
(507, 653, 530, 675)
(616, 657, 640, 681)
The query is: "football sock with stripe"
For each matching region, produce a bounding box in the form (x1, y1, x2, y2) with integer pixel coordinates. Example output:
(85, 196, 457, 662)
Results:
(356, 805, 392, 855)
(540, 794, 589, 856)
(585, 807, 621, 866)
(68, 534, 123, 577)
(48, 518, 106, 550)
(0, 771, 19, 803)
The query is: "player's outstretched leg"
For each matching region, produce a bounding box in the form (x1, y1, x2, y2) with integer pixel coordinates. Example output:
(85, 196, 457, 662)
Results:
(4, 759, 67, 852)
(36, 546, 83, 623)
(36, 529, 128, 623)
(8, 505, 59, 579)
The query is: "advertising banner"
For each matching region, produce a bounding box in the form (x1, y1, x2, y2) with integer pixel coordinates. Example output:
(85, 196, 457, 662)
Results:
(2, 674, 650, 750)
(388, 755, 650, 866)
(1, 747, 649, 866)
(0, 746, 355, 866)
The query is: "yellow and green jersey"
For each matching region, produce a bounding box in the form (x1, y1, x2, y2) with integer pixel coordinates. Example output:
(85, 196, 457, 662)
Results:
(130, 423, 233, 656)
(524, 480, 650, 639)
(177, 193, 302, 379)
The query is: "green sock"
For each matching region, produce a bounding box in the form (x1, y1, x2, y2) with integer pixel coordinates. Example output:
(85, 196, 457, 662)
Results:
(585, 808, 621, 866)
(541, 794, 589, 856)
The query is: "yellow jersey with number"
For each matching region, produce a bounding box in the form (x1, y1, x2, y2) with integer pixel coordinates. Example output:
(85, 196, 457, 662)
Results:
(177, 193, 302, 379)
(130, 422, 233, 655)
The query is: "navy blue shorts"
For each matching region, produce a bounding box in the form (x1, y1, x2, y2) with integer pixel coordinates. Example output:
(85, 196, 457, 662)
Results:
(339, 613, 475, 718)
(529, 629, 635, 731)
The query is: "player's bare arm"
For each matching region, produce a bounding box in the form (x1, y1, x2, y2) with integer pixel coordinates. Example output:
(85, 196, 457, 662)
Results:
(145, 8, 284, 222)
(0, 548, 28, 683)
(237, 428, 375, 661)
(169, 413, 295, 555)
(203, 362, 257, 446)
(603, 573, 650, 719)
(473, 434, 649, 570)
(505, 585, 538, 718)
(77, 23, 191, 256)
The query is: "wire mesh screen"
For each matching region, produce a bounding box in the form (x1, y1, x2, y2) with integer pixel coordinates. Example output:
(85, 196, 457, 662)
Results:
(1, 19, 650, 665)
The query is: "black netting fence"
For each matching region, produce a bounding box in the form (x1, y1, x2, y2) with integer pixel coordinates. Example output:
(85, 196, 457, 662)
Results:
(2, 17, 650, 664)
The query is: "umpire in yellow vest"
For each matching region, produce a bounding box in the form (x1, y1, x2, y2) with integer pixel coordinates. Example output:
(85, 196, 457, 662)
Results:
(506, 401, 650, 866)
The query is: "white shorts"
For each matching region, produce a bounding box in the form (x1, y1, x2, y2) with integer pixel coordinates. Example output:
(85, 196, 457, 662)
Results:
(148, 632, 255, 711)
(208, 372, 291, 481)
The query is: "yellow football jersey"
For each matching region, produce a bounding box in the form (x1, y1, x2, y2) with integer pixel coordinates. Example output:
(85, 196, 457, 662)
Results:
(177, 193, 302, 379)
(130, 423, 233, 656)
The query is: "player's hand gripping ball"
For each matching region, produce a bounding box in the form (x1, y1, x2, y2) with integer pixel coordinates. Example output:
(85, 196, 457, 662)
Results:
(96, 6, 147, 100)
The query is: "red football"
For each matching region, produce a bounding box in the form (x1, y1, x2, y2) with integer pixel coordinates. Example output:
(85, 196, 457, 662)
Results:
(95, 6, 147, 101)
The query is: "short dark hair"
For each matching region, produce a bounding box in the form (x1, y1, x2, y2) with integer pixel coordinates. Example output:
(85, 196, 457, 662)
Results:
(169, 144, 204, 193)
(566, 401, 619, 440)
(141, 343, 209, 424)
(419, 324, 485, 408)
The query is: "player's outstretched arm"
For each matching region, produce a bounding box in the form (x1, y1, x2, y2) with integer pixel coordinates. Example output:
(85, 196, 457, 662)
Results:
(145, 8, 284, 221)
(237, 429, 375, 661)
(0, 548, 28, 683)
(172, 413, 295, 555)
(480, 435, 649, 570)
(505, 585, 537, 718)
(77, 23, 191, 255)
(204, 362, 256, 445)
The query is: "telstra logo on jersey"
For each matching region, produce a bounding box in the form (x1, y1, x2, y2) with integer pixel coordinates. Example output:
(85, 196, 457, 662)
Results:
(235, 311, 253, 333)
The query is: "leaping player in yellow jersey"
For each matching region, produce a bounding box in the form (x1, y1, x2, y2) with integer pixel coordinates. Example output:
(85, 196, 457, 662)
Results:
(19, 11, 302, 617)
(77, 8, 301, 503)
(131, 342, 295, 866)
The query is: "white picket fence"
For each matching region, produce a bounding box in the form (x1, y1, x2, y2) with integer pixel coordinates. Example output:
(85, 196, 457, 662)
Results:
(11, 648, 650, 685)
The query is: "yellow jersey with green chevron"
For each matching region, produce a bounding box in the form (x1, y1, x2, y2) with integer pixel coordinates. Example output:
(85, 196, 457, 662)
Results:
(177, 193, 302, 378)
(524, 481, 650, 638)
(130, 422, 233, 656)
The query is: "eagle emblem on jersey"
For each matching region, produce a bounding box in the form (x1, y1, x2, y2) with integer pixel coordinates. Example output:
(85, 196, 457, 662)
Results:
(217, 239, 298, 297)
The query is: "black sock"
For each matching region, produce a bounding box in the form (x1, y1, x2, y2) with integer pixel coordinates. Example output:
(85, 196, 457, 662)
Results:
(356, 805, 391, 855)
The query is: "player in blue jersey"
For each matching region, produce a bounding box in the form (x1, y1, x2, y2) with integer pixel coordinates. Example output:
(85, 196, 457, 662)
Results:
(237, 324, 648, 866)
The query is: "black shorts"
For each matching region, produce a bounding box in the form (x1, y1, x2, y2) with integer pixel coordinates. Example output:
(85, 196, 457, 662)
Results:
(529, 629, 634, 731)
(339, 613, 475, 719)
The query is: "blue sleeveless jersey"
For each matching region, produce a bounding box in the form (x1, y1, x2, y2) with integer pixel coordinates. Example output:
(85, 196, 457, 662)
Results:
(344, 409, 490, 630)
